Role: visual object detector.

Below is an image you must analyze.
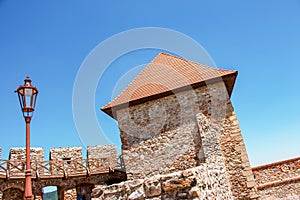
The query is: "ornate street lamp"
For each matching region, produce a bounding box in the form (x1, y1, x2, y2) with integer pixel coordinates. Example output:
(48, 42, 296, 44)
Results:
(15, 77, 38, 200)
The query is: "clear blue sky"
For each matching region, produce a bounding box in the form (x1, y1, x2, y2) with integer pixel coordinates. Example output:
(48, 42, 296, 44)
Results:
(0, 1, 299, 167)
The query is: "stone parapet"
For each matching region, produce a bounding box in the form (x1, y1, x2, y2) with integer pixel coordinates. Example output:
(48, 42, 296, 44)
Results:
(9, 147, 44, 161)
(8, 148, 44, 177)
(252, 157, 300, 187)
(92, 164, 233, 200)
(257, 180, 300, 200)
(50, 146, 82, 160)
(0, 144, 122, 200)
(252, 157, 300, 199)
(49, 147, 83, 176)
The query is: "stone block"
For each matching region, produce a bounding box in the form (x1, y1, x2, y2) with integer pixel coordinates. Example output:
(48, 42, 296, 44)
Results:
(8, 147, 44, 176)
(128, 185, 145, 200)
(49, 146, 83, 175)
(9, 147, 44, 161)
(189, 186, 201, 197)
(144, 177, 161, 198)
(247, 180, 256, 188)
(50, 146, 82, 160)
(162, 177, 194, 192)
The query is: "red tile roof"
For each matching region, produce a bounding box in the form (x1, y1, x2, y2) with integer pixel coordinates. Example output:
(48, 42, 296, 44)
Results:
(101, 52, 237, 118)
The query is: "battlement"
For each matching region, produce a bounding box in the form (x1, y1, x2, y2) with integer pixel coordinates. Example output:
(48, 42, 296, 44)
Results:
(252, 157, 300, 199)
(8, 145, 118, 164)
(1, 145, 120, 179)
(252, 157, 300, 188)
(9, 147, 44, 161)
(0, 144, 126, 199)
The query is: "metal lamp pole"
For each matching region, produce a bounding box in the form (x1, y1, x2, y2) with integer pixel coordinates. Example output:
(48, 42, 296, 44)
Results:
(15, 77, 38, 200)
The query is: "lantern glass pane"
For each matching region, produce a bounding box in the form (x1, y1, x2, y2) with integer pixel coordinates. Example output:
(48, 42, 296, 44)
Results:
(18, 91, 25, 109)
(32, 93, 37, 108)
(25, 88, 33, 108)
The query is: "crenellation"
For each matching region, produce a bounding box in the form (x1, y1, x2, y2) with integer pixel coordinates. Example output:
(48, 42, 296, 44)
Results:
(252, 157, 300, 198)
(49, 146, 83, 176)
(50, 146, 82, 160)
(0, 144, 126, 200)
(8, 148, 44, 177)
(9, 147, 44, 161)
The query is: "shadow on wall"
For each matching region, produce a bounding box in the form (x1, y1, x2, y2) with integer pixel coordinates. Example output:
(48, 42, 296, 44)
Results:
(2, 187, 23, 199)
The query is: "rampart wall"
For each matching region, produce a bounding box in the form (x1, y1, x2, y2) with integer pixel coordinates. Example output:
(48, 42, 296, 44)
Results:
(0, 145, 125, 200)
(0, 138, 299, 200)
(252, 157, 300, 199)
(91, 156, 300, 200)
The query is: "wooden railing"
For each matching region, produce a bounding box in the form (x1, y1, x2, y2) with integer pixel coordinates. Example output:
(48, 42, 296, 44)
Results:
(252, 157, 300, 189)
(0, 157, 125, 179)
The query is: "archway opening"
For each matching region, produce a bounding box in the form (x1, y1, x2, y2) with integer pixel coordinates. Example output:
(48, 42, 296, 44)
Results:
(76, 183, 94, 200)
(42, 186, 58, 200)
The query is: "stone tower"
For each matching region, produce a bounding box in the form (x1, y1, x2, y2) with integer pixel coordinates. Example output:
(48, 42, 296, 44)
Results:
(102, 53, 258, 199)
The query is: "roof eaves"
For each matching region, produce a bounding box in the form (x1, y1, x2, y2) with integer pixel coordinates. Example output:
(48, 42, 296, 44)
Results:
(101, 71, 237, 119)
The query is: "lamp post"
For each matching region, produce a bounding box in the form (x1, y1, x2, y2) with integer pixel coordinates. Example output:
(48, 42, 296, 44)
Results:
(15, 77, 38, 200)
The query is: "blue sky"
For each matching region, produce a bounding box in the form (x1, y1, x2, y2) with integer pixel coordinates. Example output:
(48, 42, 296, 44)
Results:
(0, 1, 299, 167)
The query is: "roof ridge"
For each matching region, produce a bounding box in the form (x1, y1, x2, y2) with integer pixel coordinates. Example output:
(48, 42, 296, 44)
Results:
(158, 52, 236, 72)
(156, 52, 191, 63)
(187, 59, 237, 73)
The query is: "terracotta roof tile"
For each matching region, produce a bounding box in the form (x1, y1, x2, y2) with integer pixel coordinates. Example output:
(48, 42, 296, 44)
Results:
(101, 52, 237, 117)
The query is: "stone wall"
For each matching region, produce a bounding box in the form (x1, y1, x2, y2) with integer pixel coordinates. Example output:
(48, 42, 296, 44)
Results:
(92, 164, 233, 200)
(116, 83, 216, 179)
(252, 157, 300, 186)
(88, 145, 118, 168)
(8, 148, 44, 177)
(50, 146, 83, 176)
(252, 157, 300, 199)
(258, 181, 300, 200)
(115, 81, 258, 199)
(1, 145, 120, 179)
(2, 188, 23, 199)
(9, 147, 44, 161)
(0, 145, 124, 200)
(220, 103, 258, 199)
(92, 110, 256, 199)
(50, 146, 82, 160)
(0, 170, 126, 200)
(63, 188, 77, 200)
